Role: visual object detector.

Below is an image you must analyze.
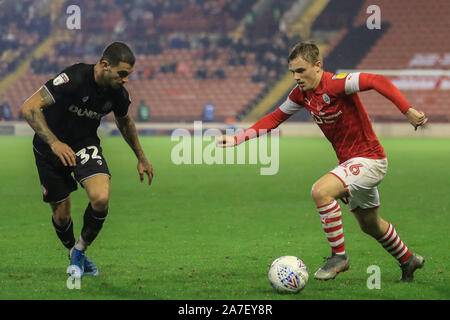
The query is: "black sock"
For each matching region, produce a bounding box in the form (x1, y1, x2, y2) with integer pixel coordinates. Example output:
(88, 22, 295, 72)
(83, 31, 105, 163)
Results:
(52, 217, 75, 249)
(80, 203, 108, 246)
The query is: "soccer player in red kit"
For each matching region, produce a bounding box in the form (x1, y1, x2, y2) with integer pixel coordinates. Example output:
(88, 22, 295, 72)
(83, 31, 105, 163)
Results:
(217, 42, 427, 282)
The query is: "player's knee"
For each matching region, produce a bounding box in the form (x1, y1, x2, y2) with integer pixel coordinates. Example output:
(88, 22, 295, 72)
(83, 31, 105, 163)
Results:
(53, 213, 71, 227)
(89, 192, 110, 211)
(311, 183, 329, 204)
(50, 201, 71, 225)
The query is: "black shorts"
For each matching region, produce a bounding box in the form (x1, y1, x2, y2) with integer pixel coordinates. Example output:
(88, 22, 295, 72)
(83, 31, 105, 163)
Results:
(33, 144, 111, 203)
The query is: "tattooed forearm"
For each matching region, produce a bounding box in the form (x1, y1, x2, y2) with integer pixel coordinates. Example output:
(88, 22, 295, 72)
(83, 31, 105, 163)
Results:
(22, 87, 58, 146)
(115, 115, 145, 159)
(26, 108, 58, 145)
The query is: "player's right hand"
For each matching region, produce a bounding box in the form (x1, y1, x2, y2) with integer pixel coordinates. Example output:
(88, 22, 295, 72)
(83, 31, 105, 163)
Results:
(50, 140, 76, 166)
(216, 135, 236, 148)
(137, 157, 154, 185)
(405, 108, 428, 131)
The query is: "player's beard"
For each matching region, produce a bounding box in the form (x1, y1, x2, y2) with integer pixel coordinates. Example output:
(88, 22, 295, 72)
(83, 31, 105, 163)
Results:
(103, 71, 123, 89)
(109, 79, 123, 89)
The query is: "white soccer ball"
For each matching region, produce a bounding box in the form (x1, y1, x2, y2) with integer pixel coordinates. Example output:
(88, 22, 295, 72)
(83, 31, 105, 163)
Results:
(268, 256, 309, 293)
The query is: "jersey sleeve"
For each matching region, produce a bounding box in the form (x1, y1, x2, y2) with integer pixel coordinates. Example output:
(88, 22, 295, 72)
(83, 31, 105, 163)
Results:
(280, 86, 304, 114)
(234, 108, 293, 145)
(43, 64, 84, 104)
(357, 73, 411, 113)
(327, 72, 361, 96)
(234, 86, 302, 145)
(112, 88, 131, 118)
(329, 72, 411, 113)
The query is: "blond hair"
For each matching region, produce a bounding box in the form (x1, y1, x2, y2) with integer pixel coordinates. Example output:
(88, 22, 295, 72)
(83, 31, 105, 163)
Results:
(288, 41, 322, 65)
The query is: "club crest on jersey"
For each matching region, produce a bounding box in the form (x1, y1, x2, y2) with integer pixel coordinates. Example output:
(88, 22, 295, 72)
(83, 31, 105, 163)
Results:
(102, 101, 113, 112)
(332, 73, 348, 80)
(322, 94, 330, 104)
(53, 73, 70, 86)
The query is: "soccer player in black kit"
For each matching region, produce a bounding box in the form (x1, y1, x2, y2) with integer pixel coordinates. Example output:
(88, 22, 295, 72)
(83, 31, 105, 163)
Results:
(22, 42, 154, 279)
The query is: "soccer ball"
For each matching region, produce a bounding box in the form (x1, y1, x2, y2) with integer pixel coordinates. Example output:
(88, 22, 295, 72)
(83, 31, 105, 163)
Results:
(268, 256, 308, 293)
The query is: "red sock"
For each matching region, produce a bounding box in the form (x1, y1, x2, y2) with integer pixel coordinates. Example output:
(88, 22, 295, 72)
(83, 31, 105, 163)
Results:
(377, 223, 412, 263)
(317, 200, 345, 255)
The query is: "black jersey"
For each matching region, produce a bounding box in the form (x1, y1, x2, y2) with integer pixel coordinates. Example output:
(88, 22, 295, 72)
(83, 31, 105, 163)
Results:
(33, 63, 130, 154)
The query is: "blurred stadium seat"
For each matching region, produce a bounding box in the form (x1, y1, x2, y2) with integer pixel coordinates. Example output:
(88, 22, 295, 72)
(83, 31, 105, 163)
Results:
(352, 0, 450, 122)
(287, 0, 450, 122)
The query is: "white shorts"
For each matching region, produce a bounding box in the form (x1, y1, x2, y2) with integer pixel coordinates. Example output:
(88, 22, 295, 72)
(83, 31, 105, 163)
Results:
(329, 157, 388, 211)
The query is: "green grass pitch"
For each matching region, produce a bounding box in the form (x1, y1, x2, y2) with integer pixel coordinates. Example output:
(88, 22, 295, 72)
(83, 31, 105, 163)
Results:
(0, 136, 449, 300)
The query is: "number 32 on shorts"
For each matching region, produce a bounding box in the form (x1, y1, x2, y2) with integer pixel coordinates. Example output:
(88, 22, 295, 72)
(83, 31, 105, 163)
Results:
(76, 146, 102, 165)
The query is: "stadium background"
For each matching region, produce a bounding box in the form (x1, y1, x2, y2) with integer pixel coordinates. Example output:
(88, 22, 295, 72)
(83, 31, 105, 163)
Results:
(0, 0, 449, 301)
(1, 0, 449, 131)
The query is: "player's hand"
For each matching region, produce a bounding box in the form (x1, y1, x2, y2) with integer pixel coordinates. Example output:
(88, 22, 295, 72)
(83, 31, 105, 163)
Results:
(405, 108, 428, 131)
(50, 140, 76, 166)
(137, 157, 154, 185)
(216, 135, 236, 148)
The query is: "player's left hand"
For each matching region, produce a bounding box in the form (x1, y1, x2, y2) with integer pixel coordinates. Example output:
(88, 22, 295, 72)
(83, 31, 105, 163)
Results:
(137, 158, 153, 185)
(216, 135, 236, 148)
(405, 108, 428, 131)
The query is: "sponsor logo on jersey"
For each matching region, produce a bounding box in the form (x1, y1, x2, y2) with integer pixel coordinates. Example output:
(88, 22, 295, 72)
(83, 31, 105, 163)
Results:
(332, 73, 348, 80)
(311, 110, 343, 124)
(322, 93, 330, 104)
(53, 73, 70, 86)
(68, 105, 106, 120)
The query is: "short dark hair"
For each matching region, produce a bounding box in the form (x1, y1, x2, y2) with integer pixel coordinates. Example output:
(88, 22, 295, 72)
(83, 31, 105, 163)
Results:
(288, 41, 322, 65)
(100, 42, 135, 67)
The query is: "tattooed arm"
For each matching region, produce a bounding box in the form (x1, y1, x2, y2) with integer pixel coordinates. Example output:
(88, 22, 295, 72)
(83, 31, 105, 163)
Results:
(115, 114, 154, 185)
(21, 86, 76, 166)
(22, 87, 57, 145)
